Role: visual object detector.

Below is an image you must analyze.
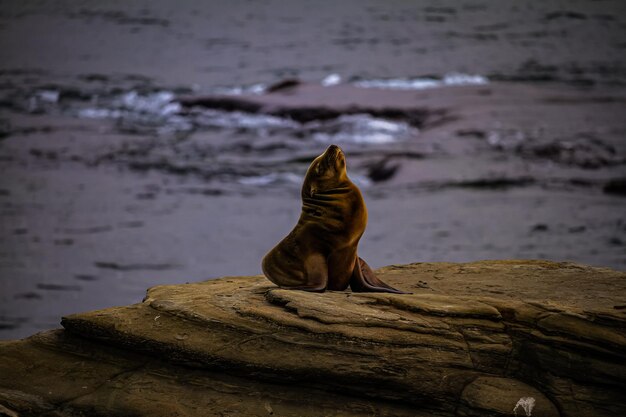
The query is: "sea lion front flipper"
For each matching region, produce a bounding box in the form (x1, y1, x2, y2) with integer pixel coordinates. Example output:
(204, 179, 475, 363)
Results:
(350, 257, 410, 294)
(282, 252, 328, 292)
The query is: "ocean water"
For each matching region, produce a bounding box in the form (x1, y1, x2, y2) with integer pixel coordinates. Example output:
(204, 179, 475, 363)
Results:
(1, 0, 625, 339)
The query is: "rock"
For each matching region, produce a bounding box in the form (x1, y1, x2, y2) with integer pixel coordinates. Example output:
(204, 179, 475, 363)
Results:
(367, 157, 401, 182)
(177, 82, 446, 128)
(459, 377, 559, 417)
(1, 260, 625, 416)
(265, 78, 301, 93)
(604, 178, 626, 196)
(1, 331, 421, 417)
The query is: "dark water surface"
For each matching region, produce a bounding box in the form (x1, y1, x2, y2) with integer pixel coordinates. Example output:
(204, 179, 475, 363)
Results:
(1, 0, 625, 339)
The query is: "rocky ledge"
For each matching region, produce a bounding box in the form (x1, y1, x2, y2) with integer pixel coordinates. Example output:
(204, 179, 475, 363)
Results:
(1, 260, 625, 417)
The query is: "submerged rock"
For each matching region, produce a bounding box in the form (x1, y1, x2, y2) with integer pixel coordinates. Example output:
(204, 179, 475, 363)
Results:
(1, 260, 625, 416)
(604, 177, 626, 196)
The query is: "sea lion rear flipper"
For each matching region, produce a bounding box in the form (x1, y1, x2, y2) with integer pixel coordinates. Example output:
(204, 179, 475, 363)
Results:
(350, 257, 410, 294)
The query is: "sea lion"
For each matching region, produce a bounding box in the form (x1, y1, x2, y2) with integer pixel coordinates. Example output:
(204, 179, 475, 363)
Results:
(262, 144, 407, 293)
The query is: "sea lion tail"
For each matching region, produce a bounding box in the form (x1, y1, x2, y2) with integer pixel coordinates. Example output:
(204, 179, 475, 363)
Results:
(350, 257, 411, 294)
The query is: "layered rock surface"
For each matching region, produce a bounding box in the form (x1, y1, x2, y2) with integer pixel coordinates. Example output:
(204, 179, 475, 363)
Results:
(1, 260, 625, 416)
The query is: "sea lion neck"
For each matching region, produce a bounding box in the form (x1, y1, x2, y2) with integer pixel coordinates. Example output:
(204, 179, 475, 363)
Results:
(301, 176, 353, 200)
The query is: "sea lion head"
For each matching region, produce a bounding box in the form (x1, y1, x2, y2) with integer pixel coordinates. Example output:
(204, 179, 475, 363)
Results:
(303, 144, 349, 197)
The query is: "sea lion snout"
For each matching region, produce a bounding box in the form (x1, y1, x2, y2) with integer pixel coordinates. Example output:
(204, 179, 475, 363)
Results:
(309, 144, 345, 181)
(322, 144, 345, 170)
(326, 144, 341, 153)
(325, 144, 343, 158)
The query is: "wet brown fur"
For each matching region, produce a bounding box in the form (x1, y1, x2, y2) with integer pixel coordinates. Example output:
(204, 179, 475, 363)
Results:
(262, 145, 408, 293)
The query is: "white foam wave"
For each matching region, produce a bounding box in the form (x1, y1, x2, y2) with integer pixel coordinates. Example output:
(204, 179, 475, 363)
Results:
(353, 73, 488, 90)
(37, 90, 60, 103)
(213, 83, 266, 96)
(78, 91, 180, 119)
(442, 73, 489, 86)
(195, 110, 299, 130)
(322, 73, 342, 86)
(78, 108, 122, 119)
(119, 91, 181, 116)
(77, 90, 193, 134)
(75, 88, 418, 142)
(78, 89, 298, 134)
(308, 114, 417, 145)
(238, 172, 301, 186)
